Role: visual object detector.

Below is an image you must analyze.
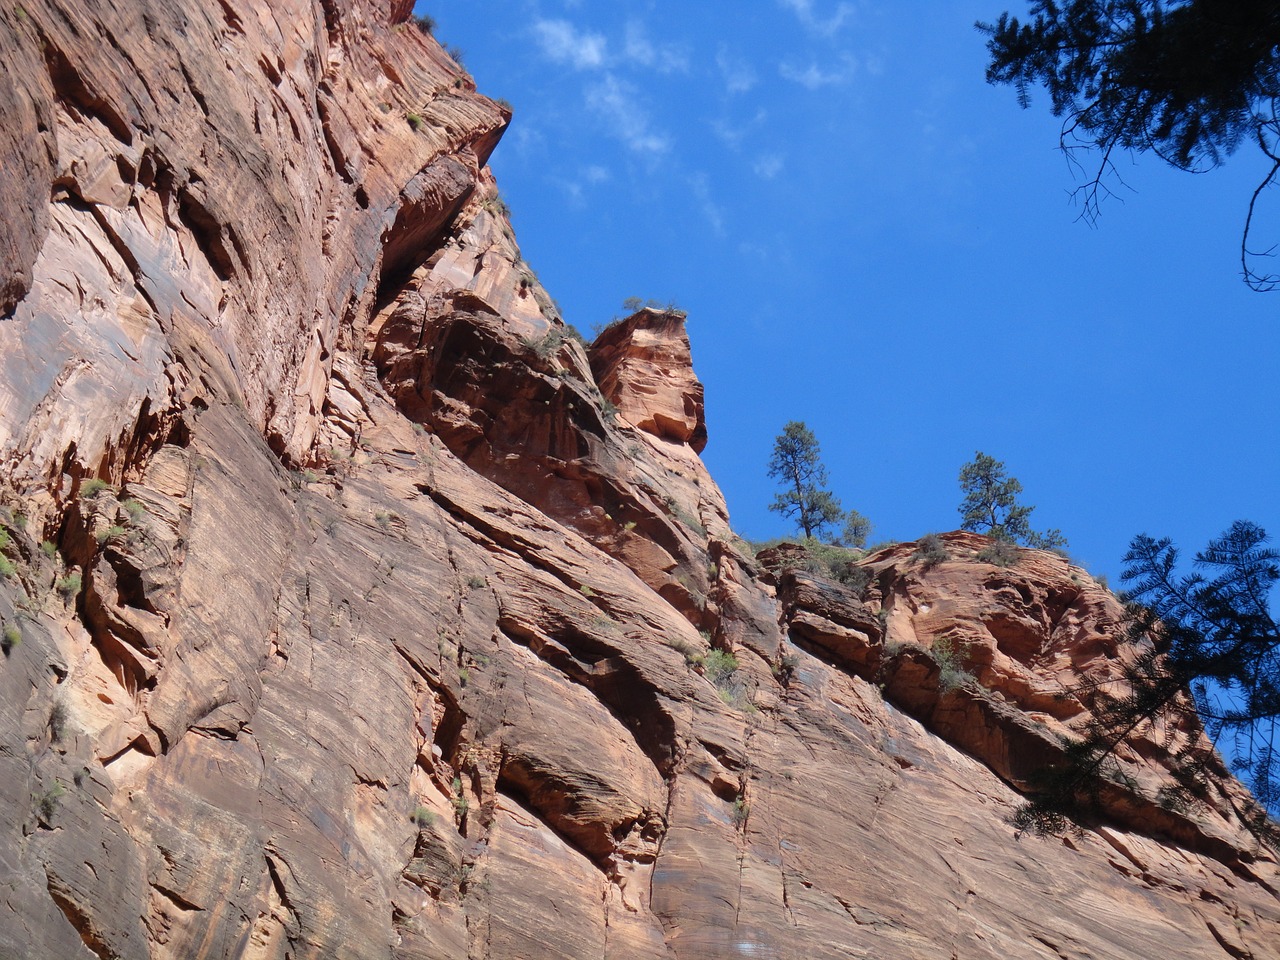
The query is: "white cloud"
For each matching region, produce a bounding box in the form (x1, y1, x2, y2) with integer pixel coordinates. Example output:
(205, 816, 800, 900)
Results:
(778, 0, 857, 36)
(585, 75, 670, 155)
(716, 46, 757, 94)
(532, 19, 608, 70)
(712, 109, 768, 150)
(623, 19, 688, 73)
(556, 165, 612, 204)
(779, 54, 857, 89)
(509, 123, 547, 158)
(753, 154, 785, 179)
(689, 173, 725, 237)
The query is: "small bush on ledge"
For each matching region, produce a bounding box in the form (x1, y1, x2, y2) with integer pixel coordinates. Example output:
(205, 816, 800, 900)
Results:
(913, 533, 949, 569)
(1, 623, 20, 654)
(932, 638, 974, 691)
(976, 539, 1020, 567)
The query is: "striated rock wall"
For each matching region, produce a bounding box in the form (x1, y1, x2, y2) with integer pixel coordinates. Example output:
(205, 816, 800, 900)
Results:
(0, 2, 1276, 958)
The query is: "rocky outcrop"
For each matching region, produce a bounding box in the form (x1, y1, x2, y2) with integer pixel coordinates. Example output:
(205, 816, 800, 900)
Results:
(589, 307, 708, 452)
(776, 532, 1269, 860)
(0, 2, 1276, 959)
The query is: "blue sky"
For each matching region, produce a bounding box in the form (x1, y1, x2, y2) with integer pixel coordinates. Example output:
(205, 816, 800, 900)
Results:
(419, 0, 1279, 583)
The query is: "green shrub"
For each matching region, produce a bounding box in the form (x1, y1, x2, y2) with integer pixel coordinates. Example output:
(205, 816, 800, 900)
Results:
(445, 44, 465, 66)
(731, 798, 749, 827)
(772, 652, 799, 681)
(451, 778, 469, 817)
(621, 296, 664, 313)
(976, 539, 1020, 567)
(49, 700, 68, 742)
(412, 805, 435, 828)
(755, 537, 870, 590)
(590, 318, 622, 339)
(912, 533, 949, 569)
(804, 539, 867, 587)
(670, 504, 706, 537)
(0, 528, 9, 551)
(95, 525, 126, 544)
(702, 649, 739, 689)
(406, 111, 423, 131)
(484, 195, 511, 219)
(0, 556, 15, 579)
(82, 478, 110, 498)
(933, 638, 973, 692)
(36, 782, 65, 822)
(1, 623, 20, 654)
(665, 635, 701, 665)
(122, 499, 146, 521)
(40, 540, 57, 559)
(56, 573, 82, 598)
(466, 575, 486, 589)
(412, 13, 435, 34)
(525, 328, 563, 359)
(882, 638, 909, 658)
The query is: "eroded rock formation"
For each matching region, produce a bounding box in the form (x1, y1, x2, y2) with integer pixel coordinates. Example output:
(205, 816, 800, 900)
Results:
(0, 2, 1276, 958)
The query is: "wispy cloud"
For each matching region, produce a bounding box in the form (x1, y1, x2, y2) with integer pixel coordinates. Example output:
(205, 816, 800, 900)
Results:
(532, 19, 608, 70)
(712, 108, 769, 150)
(585, 75, 670, 155)
(779, 54, 858, 89)
(623, 19, 688, 73)
(509, 124, 547, 157)
(716, 46, 757, 94)
(556, 164, 612, 204)
(689, 173, 725, 237)
(753, 154, 785, 179)
(777, 0, 857, 36)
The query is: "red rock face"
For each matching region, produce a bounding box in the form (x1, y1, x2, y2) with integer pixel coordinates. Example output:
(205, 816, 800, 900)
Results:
(0, 3, 1276, 959)
(589, 308, 709, 453)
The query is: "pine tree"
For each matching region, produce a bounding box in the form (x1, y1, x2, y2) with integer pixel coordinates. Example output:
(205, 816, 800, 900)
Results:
(839, 509, 873, 550)
(958, 451, 1067, 549)
(767, 422, 844, 540)
(979, 0, 1280, 289)
(1015, 521, 1279, 844)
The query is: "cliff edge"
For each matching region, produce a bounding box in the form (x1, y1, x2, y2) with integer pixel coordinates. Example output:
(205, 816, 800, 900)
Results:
(0, 3, 1276, 958)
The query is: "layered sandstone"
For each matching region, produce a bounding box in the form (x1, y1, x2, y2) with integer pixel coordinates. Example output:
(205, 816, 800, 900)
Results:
(0, 2, 1276, 959)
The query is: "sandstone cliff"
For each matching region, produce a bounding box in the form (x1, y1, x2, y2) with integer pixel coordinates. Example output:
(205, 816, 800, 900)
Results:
(0, 3, 1276, 958)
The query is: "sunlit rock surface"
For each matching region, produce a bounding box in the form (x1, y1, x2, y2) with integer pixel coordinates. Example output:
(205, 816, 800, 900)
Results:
(0, 2, 1276, 957)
